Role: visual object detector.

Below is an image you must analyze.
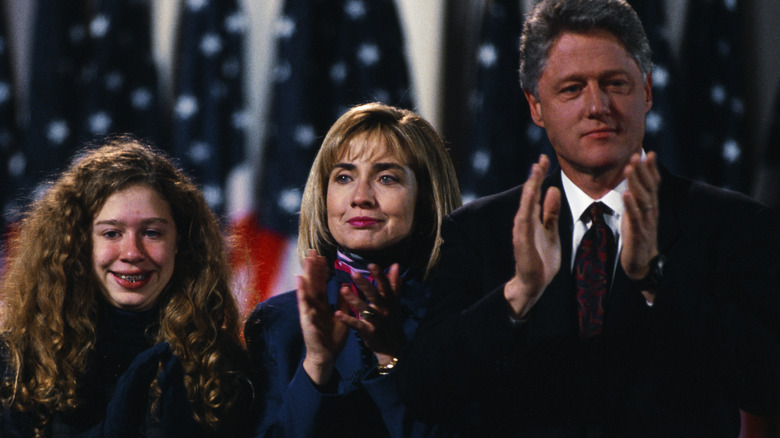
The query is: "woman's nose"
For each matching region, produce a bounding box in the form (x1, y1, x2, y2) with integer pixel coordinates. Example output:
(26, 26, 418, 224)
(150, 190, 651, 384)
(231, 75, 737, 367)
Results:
(120, 234, 145, 262)
(351, 181, 376, 207)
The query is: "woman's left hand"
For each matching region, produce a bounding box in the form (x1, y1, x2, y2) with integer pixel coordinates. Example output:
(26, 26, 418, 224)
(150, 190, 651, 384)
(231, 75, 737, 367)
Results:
(335, 263, 407, 362)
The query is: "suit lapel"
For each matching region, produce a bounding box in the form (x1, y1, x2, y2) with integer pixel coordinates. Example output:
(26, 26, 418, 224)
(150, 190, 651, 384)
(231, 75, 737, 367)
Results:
(544, 171, 574, 277)
(656, 167, 683, 253)
(521, 167, 684, 339)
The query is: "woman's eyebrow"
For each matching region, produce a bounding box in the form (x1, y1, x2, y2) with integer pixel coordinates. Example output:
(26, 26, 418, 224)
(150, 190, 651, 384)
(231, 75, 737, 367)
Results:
(93, 217, 171, 226)
(332, 162, 356, 171)
(372, 162, 405, 171)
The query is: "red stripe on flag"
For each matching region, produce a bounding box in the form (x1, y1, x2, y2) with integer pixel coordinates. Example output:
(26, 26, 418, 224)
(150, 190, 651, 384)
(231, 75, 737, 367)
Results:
(229, 213, 288, 316)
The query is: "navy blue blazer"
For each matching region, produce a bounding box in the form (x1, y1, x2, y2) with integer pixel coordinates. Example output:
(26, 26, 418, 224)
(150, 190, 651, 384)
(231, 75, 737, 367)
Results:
(245, 268, 459, 438)
(398, 168, 780, 437)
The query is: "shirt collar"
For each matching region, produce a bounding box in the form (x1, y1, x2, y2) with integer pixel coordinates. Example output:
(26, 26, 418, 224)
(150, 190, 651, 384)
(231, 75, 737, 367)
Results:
(559, 149, 647, 223)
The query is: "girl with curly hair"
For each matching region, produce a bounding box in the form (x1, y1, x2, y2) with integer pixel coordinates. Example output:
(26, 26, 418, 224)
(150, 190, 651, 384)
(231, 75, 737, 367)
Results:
(0, 136, 255, 437)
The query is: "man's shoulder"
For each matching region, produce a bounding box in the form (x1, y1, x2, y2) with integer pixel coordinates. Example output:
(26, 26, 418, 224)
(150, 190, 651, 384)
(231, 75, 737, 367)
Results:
(659, 172, 780, 244)
(449, 185, 525, 221)
(663, 172, 773, 216)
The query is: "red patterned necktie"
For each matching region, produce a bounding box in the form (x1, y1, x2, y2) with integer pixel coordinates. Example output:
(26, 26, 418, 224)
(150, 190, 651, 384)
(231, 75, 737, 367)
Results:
(574, 202, 616, 337)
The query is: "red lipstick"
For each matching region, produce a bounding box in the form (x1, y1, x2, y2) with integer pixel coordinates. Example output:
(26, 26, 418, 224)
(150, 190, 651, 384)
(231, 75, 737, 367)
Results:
(348, 217, 379, 227)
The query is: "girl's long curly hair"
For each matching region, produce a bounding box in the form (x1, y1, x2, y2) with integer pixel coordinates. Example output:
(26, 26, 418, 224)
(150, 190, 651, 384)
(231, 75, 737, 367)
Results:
(0, 135, 248, 435)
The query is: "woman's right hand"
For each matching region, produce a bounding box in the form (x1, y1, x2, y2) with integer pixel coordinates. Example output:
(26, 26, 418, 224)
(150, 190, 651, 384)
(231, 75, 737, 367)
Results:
(298, 250, 349, 386)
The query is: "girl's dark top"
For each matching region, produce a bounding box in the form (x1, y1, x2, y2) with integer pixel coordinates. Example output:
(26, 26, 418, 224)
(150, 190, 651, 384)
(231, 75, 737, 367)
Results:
(1, 302, 164, 436)
(1, 301, 257, 437)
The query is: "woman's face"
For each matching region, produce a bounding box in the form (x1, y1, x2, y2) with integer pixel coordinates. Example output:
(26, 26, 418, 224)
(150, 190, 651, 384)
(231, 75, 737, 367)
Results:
(92, 184, 177, 311)
(326, 137, 418, 256)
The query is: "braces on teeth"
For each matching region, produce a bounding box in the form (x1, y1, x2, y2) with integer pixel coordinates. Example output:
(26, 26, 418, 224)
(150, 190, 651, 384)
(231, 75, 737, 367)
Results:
(118, 273, 148, 282)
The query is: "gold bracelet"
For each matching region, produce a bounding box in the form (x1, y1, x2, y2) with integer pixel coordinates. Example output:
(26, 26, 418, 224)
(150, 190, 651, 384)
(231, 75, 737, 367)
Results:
(377, 357, 399, 375)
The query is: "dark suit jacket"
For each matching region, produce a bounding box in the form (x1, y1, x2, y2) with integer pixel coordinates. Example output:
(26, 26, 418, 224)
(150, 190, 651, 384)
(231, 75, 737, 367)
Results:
(398, 168, 780, 438)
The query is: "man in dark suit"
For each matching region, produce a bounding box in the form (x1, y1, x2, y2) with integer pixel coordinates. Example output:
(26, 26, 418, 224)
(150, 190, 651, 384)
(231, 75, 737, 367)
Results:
(398, 0, 780, 436)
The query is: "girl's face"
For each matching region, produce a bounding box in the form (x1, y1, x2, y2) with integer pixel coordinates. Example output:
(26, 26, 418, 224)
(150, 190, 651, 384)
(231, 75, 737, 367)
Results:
(91, 184, 177, 311)
(326, 137, 418, 256)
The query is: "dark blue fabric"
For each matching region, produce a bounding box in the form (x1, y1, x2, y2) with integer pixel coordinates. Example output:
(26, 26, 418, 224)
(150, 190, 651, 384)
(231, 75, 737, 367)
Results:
(75, 0, 161, 144)
(459, 0, 552, 204)
(99, 342, 177, 437)
(0, 304, 237, 437)
(1, 304, 159, 436)
(245, 272, 459, 438)
(170, 0, 246, 215)
(629, 0, 683, 174)
(678, 0, 750, 192)
(0, 1, 19, 237)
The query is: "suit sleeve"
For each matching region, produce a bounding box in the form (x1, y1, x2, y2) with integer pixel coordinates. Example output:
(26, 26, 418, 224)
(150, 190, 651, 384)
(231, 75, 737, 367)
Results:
(721, 205, 780, 415)
(245, 298, 347, 438)
(398, 211, 523, 423)
(361, 369, 460, 438)
(361, 279, 464, 437)
(645, 192, 780, 419)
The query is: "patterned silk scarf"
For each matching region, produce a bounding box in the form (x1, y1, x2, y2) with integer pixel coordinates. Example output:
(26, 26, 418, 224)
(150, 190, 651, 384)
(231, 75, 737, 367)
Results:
(331, 249, 422, 373)
(332, 249, 418, 315)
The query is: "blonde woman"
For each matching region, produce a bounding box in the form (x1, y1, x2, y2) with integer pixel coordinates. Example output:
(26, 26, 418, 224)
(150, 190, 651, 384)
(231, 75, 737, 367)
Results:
(245, 103, 462, 437)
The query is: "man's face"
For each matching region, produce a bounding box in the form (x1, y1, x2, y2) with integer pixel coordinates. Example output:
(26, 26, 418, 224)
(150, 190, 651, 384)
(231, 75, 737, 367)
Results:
(525, 29, 652, 186)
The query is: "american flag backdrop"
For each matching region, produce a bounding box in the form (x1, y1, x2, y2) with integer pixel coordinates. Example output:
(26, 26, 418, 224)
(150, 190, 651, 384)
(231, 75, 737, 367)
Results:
(0, 0, 774, 306)
(171, 0, 248, 217)
(629, 0, 682, 174)
(18, 0, 91, 211)
(1, 0, 161, 269)
(678, 0, 750, 192)
(5, 0, 160, 221)
(458, 0, 552, 205)
(76, 0, 161, 145)
(0, 3, 18, 251)
(231, 0, 414, 308)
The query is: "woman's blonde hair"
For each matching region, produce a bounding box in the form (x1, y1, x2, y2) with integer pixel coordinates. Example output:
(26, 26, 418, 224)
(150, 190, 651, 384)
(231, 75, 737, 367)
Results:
(0, 135, 247, 434)
(298, 102, 462, 278)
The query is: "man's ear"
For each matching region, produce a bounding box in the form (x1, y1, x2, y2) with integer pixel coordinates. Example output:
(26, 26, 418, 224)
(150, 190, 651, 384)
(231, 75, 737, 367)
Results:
(644, 70, 653, 113)
(524, 89, 545, 128)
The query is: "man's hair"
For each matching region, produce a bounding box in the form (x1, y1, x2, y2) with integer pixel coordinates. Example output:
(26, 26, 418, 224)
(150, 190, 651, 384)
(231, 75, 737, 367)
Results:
(519, 0, 652, 97)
